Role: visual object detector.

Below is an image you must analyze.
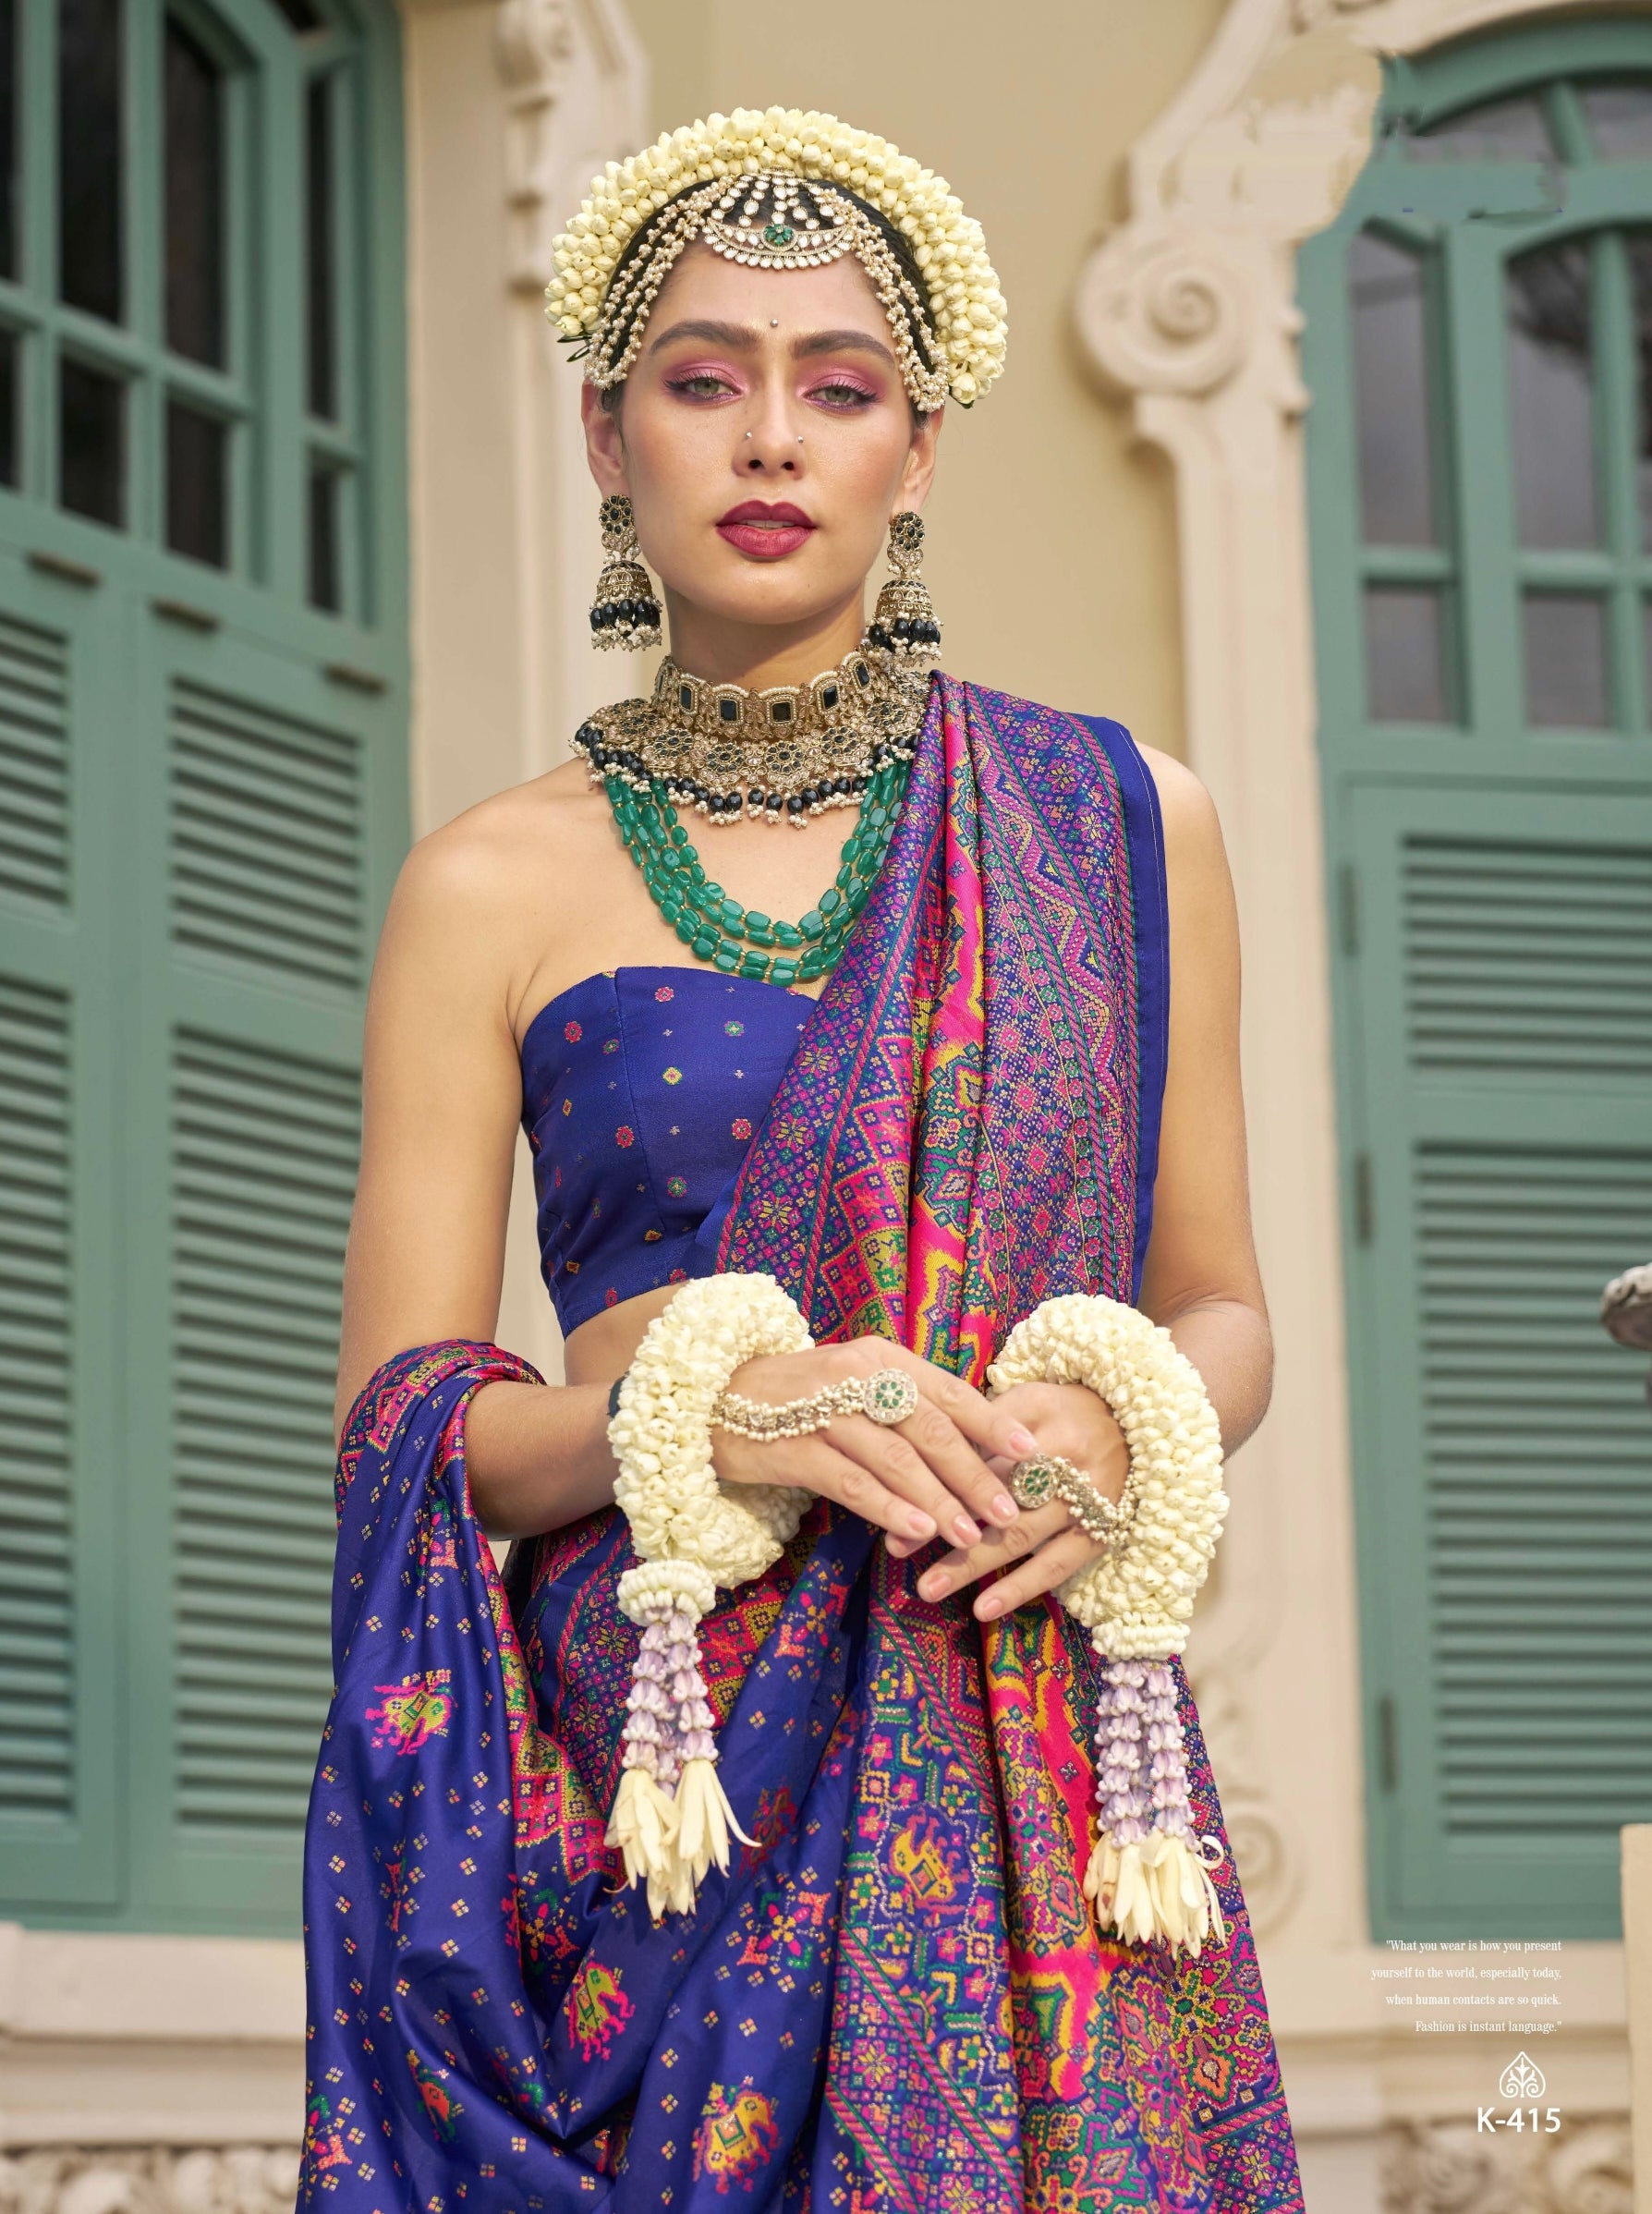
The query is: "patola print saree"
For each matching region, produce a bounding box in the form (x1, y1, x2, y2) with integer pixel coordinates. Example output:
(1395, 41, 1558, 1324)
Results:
(300, 675, 1305, 2211)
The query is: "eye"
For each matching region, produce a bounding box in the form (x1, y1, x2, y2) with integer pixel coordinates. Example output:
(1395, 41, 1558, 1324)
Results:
(664, 368, 740, 400)
(807, 376, 878, 409)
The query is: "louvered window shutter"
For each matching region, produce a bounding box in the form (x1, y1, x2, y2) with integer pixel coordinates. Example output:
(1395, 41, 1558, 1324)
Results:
(1301, 22, 1652, 1939)
(1348, 790, 1652, 1933)
(121, 631, 399, 1928)
(0, 559, 124, 1909)
(0, 0, 407, 1936)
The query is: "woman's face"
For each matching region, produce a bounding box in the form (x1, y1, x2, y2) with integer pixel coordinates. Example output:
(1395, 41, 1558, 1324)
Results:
(581, 241, 942, 637)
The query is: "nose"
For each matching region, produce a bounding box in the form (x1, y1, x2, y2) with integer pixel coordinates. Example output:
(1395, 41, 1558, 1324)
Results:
(738, 412, 805, 473)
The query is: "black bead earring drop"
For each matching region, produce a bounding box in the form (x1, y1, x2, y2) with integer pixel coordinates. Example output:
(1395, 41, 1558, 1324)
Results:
(589, 494, 663, 651)
(869, 511, 941, 654)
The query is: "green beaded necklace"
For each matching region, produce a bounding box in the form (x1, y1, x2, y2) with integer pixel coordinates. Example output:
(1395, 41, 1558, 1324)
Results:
(605, 748, 912, 987)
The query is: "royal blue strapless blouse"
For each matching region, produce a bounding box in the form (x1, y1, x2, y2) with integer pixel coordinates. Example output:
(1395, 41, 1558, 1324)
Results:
(518, 966, 815, 1339)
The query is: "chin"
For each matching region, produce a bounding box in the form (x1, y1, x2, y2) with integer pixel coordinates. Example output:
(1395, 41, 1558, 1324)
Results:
(667, 572, 852, 633)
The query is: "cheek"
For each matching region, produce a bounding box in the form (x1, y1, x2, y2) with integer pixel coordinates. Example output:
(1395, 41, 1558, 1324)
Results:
(619, 399, 729, 554)
(819, 433, 912, 567)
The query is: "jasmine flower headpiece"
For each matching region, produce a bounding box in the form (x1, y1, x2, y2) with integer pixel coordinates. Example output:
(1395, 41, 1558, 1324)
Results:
(544, 107, 1007, 411)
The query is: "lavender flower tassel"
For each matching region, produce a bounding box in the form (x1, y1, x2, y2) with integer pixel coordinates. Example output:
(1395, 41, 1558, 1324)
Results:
(604, 1590, 760, 1924)
(604, 1597, 686, 1916)
(1082, 1653, 1229, 1958)
(661, 1599, 759, 1916)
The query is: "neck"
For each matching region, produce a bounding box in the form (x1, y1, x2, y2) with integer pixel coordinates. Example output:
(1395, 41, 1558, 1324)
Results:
(659, 590, 866, 689)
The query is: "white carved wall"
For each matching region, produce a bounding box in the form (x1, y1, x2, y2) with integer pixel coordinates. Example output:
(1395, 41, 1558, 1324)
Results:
(1074, 2, 1635, 2205)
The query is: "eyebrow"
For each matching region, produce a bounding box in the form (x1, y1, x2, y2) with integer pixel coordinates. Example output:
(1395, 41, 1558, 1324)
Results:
(645, 318, 898, 370)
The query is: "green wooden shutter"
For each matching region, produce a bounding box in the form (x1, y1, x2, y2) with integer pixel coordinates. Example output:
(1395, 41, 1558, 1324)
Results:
(1302, 19, 1652, 1939)
(122, 620, 400, 1929)
(1344, 787, 1652, 1934)
(0, 552, 123, 1909)
(0, 0, 407, 1936)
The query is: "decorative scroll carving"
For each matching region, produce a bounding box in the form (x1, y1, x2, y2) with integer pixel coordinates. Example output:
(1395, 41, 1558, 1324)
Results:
(496, 0, 574, 88)
(1294, 0, 1387, 27)
(1380, 2116, 1633, 2214)
(0, 2147, 299, 2214)
(1218, 1800, 1296, 1933)
(1076, 231, 1250, 399)
(495, 0, 577, 291)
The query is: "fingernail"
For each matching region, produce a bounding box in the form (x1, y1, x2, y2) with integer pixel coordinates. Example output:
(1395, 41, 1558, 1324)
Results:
(992, 1492, 1017, 1523)
(953, 1512, 982, 1544)
(977, 1593, 1002, 1618)
(908, 1509, 937, 1537)
(919, 1570, 946, 1599)
(1009, 1426, 1039, 1455)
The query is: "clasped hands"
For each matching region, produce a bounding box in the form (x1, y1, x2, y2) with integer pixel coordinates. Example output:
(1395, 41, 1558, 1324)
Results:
(711, 1337, 1126, 1622)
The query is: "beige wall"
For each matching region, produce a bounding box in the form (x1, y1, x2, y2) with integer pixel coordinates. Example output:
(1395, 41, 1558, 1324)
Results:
(619, 0, 1230, 760)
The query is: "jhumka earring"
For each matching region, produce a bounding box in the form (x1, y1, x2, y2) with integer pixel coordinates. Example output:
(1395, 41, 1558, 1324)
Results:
(869, 510, 941, 654)
(590, 494, 662, 651)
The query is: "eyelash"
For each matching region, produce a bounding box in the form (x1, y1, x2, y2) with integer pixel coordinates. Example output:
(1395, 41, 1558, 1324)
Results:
(662, 370, 880, 409)
(806, 378, 877, 409)
(665, 371, 742, 399)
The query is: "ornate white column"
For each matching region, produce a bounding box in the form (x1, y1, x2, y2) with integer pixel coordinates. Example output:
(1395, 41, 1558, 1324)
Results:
(493, 0, 650, 783)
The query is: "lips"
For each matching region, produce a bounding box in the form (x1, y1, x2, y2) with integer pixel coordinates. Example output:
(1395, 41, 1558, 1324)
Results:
(716, 500, 816, 560)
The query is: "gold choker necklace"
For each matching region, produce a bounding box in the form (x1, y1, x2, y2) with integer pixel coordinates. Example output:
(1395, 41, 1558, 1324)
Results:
(571, 638, 930, 826)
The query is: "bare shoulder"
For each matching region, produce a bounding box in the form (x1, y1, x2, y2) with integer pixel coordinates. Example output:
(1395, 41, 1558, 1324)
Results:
(372, 756, 613, 1029)
(1131, 742, 1237, 943)
(1133, 742, 1223, 855)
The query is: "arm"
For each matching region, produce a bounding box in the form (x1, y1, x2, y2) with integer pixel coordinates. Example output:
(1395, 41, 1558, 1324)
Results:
(1134, 743, 1272, 1456)
(334, 810, 618, 1536)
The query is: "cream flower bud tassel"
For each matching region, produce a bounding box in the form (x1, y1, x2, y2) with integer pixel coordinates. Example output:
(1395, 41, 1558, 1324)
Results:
(987, 1295, 1231, 1960)
(606, 1272, 815, 1921)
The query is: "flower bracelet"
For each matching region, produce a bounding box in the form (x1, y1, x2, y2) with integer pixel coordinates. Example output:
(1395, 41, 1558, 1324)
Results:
(605, 1270, 822, 1921)
(987, 1294, 1232, 1960)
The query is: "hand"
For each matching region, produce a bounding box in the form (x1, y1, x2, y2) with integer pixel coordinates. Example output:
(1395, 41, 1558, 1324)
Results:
(911, 1380, 1128, 1623)
(711, 1337, 1039, 1552)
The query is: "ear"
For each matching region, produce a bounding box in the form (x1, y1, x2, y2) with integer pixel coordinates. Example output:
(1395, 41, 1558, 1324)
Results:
(894, 403, 945, 514)
(581, 380, 629, 496)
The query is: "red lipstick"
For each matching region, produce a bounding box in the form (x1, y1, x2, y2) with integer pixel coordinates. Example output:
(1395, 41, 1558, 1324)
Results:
(716, 499, 816, 559)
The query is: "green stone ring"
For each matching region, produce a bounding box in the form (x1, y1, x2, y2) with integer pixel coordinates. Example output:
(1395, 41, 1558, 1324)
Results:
(863, 1369, 920, 1426)
(1009, 1456, 1062, 1509)
(1008, 1454, 1122, 1547)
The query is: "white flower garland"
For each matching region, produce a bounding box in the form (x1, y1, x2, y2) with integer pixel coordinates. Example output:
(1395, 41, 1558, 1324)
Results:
(604, 1271, 814, 1921)
(602, 1273, 1234, 1957)
(544, 107, 1007, 408)
(987, 1294, 1233, 1958)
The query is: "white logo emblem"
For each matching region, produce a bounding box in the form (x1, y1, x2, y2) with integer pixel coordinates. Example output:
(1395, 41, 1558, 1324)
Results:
(1499, 2052, 1546, 2099)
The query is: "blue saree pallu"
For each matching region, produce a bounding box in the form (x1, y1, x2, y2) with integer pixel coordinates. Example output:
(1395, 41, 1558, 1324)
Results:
(298, 678, 1305, 2212)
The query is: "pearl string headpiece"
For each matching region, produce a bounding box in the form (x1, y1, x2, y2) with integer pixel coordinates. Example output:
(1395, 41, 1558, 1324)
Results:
(544, 107, 1008, 410)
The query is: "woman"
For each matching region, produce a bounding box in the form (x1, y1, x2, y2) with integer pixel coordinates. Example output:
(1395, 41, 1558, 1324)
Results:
(301, 109, 1305, 2211)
